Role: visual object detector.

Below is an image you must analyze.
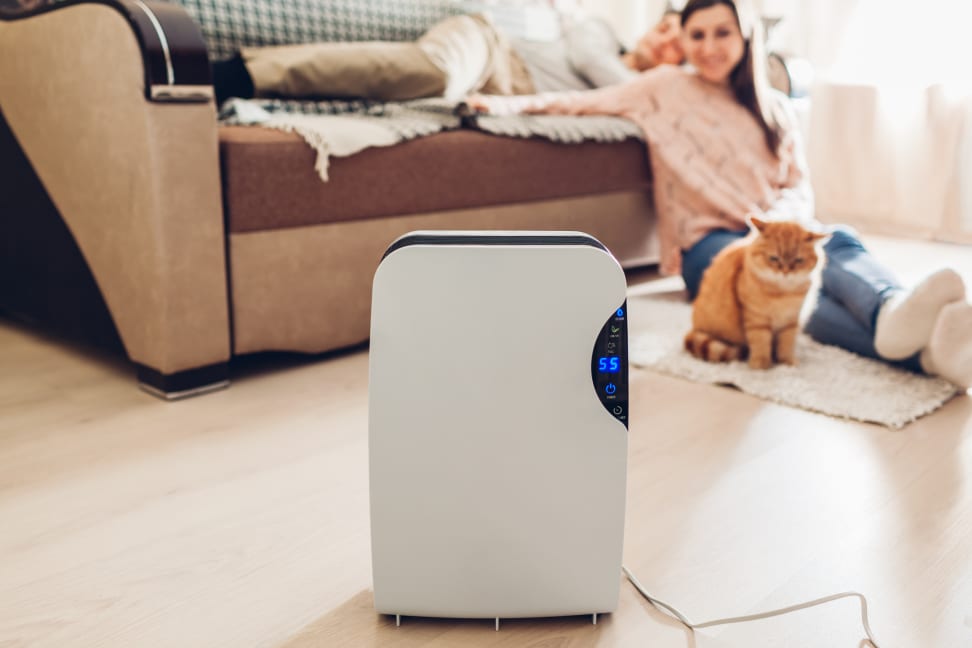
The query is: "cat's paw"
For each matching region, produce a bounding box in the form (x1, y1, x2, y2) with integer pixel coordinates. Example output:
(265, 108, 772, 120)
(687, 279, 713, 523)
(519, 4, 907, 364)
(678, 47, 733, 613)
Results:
(779, 356, 799, 367)
(748, 355, 773, 370)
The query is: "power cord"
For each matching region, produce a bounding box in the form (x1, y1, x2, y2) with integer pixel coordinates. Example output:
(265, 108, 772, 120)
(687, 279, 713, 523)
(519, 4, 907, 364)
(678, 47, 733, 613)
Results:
(622, 565, 881, 647)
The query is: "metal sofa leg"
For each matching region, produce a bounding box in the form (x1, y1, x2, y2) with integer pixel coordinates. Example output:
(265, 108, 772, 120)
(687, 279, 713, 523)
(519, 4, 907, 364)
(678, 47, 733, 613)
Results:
(136, 362, 230, 400)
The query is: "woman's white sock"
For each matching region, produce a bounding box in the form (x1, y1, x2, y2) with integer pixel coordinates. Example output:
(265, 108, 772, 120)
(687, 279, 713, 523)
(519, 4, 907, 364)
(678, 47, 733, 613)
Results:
(874, 268, 965, 360)
(920, 301, 972, 390)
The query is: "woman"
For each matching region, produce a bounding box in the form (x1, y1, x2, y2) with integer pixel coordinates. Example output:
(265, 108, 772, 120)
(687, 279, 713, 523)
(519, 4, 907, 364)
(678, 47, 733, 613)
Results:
(470, 0, 972, 388)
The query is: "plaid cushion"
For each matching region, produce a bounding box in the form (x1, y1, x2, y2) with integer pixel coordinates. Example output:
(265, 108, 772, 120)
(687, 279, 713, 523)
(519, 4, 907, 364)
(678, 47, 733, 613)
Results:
(219, 97, 389, 121)
(218, 96, 460, 122)
(171, 0, 463, 61)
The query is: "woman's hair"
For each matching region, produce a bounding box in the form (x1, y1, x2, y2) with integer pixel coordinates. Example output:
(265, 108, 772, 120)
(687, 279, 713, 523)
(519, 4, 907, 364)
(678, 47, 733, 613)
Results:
(680, 0, 783, 156)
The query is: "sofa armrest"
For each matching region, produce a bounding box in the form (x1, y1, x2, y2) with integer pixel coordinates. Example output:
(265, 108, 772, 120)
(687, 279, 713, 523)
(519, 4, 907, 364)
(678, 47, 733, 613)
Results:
(0, 0, 230, 381)
(1, 0, 213, 101)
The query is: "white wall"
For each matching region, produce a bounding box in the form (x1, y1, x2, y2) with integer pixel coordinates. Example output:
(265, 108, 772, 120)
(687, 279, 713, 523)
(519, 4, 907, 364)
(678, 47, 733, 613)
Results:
(577, 0, 669, 47)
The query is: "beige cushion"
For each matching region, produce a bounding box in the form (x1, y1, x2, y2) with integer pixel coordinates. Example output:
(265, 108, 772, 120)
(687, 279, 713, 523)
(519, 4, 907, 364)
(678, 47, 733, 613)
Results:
(240, 13, 533, 101)
(242, 41, 447, 101)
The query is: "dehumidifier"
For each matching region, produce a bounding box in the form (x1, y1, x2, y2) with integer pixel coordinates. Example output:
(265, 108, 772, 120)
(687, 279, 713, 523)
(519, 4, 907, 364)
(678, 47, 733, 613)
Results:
(368, 231, 629, 624)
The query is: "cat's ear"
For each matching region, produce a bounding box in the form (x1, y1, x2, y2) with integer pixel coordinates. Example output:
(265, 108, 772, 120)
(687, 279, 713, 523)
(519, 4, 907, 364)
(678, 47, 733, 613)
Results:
(804, 230, 830, 243)
(749, 216, 768, 232)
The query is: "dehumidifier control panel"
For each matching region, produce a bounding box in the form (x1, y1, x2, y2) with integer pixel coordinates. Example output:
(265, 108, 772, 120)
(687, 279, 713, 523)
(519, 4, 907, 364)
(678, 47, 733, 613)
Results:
(591, 301, 628, 427)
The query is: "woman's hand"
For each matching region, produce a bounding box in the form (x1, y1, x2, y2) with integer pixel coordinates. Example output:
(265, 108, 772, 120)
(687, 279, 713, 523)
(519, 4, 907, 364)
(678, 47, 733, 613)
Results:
(624, 13, 685, 71)
(462, 94, 491, 115)
(461, 92, 590, 117)
(461, 94, 553, 116)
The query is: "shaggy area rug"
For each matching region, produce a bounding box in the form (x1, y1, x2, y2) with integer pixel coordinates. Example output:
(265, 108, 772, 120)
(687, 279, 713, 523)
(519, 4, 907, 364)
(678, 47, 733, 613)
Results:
(628, 295, 962, 429)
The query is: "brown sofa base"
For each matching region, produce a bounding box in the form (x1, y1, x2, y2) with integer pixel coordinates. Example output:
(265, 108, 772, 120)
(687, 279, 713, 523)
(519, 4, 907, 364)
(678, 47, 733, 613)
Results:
(136, 362, 230, 400)
(229, 190, 658, 355)
(219, 127, 652, 232)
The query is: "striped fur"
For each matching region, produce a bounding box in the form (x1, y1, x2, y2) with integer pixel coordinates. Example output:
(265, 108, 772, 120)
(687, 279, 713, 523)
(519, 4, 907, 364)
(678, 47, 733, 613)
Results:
(684, 330, 745, 362)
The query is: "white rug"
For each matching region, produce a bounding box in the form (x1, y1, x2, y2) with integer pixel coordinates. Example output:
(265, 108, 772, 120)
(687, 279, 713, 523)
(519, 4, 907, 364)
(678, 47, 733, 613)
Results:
(629, 296, 962, 429)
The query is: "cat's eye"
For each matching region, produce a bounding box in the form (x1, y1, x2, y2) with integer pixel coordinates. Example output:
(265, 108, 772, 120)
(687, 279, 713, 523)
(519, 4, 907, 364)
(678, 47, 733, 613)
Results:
(794, 257, 804, 264)
(768, 255, 780, 263)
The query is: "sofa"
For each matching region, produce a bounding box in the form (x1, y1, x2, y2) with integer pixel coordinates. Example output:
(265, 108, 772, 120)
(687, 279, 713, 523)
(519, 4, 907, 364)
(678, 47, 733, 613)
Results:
(0, 0, 659, 398)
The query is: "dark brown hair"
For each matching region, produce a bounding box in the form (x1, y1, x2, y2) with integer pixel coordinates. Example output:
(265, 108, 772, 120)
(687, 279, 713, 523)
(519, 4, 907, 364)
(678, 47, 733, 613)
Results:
(680, 0, 783, 156)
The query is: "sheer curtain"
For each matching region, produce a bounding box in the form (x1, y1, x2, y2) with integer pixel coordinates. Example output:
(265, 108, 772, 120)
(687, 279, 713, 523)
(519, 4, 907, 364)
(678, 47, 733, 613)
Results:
(788, 0, 972, 242)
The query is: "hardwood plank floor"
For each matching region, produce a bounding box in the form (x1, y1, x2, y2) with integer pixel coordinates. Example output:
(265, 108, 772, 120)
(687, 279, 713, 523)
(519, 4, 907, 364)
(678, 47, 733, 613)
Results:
(1, 235, 970, 648)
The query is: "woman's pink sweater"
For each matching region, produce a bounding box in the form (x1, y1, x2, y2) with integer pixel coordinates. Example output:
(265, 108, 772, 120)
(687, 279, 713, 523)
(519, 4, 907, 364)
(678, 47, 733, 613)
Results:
(478, 65, 813, 275)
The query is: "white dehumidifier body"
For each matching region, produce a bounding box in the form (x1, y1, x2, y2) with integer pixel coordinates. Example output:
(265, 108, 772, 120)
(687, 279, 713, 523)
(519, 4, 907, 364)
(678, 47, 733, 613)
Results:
(368, 231, 629, 621)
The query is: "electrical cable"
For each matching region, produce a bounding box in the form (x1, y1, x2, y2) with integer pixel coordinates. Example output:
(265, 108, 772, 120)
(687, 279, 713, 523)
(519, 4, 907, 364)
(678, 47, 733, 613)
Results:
(622, 565, 881, 647)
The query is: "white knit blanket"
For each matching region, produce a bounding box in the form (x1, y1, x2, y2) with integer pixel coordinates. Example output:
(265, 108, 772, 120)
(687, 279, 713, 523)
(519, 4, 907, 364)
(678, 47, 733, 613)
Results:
(222, 98, 461, 180)
(221, 98, 643, 180)
(472, 112, 644, 143)
(629, 295, 962, 429)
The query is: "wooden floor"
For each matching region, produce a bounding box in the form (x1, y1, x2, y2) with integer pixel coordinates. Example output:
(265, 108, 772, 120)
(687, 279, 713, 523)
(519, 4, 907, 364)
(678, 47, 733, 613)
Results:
(1, 235, 971, 648)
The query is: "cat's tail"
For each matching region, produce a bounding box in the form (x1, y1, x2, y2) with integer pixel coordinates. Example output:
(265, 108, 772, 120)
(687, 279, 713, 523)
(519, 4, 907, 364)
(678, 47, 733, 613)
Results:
(683, 330, 744, 363)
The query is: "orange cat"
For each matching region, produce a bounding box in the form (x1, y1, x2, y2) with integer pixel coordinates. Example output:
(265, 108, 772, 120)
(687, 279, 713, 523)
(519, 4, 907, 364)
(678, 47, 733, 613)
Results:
(684, 218, 828, 369)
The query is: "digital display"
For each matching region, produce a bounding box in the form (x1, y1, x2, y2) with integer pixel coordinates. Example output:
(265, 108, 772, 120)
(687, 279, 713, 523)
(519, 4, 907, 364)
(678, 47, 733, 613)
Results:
(592, 305, 628, 427)
(597, 356, 621, 373)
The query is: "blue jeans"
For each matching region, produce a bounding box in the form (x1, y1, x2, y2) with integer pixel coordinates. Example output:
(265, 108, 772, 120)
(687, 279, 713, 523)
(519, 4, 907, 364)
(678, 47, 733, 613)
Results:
(680, 226, 924, 372)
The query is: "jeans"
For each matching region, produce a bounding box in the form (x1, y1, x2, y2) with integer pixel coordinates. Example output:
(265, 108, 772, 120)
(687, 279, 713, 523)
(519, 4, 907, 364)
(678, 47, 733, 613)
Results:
(680, 226, 924, 372)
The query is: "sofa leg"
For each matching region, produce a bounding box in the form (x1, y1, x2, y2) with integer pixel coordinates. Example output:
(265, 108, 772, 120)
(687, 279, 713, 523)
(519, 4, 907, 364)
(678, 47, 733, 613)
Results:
(136, 362, 230, 400)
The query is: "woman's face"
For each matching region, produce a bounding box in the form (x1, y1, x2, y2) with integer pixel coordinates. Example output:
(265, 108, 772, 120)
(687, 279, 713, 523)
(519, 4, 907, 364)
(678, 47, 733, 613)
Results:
(680, 4, 746, 85)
